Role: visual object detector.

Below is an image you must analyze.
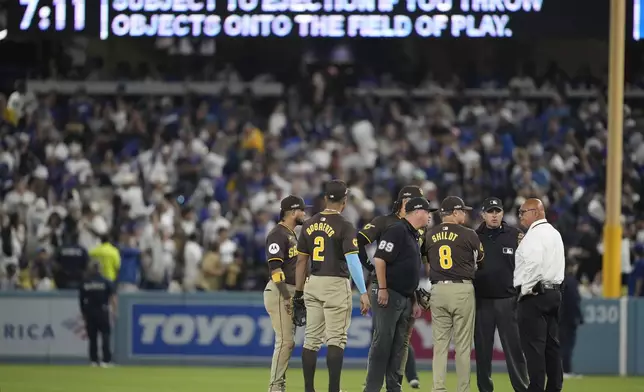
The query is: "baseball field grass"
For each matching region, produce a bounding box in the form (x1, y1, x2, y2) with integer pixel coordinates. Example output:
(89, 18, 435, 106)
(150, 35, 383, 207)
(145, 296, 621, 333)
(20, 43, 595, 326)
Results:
(0, 365, 642, 391)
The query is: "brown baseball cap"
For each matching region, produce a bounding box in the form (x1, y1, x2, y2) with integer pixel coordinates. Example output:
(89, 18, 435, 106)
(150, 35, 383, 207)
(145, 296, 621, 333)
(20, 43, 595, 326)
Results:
(280, 195, 309, 212)
(324, 180, 349, 201)
(397, 185, 424, 201)
(440, 196, 473, 213)
(405, 197, 438, 213)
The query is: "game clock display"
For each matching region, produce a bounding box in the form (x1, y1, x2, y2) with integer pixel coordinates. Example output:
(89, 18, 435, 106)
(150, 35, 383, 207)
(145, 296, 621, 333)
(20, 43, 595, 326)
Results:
(6, 0, 636, 40)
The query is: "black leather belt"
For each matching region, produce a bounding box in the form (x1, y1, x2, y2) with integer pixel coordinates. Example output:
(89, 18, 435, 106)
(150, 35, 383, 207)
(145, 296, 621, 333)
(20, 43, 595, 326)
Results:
(431, 279, 471, 284)
(515, 282, 561, 293)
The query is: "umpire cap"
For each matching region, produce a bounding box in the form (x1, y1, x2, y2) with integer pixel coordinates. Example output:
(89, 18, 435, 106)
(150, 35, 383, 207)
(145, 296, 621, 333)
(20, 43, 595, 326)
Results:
(280, 195, 308, 212)
(397, 185, 424, 201)
(324, 180, 349, 201)
(481, 197, 503, 212)
(405, 197, 438, 213)
(440, 196, 473, 213)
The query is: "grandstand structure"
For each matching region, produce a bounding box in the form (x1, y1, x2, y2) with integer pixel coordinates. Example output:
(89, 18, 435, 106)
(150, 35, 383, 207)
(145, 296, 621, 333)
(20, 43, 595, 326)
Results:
(0, 1, 644, 385)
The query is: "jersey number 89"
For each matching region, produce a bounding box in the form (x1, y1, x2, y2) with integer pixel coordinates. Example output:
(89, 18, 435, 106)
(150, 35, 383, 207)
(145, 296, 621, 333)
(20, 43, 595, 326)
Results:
(439, 245, 453, 269)
(378, 240, 394, 252)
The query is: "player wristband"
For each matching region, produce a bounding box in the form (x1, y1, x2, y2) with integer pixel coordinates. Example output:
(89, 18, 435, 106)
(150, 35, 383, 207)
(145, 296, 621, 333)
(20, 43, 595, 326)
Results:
(294, 290, 304, 299)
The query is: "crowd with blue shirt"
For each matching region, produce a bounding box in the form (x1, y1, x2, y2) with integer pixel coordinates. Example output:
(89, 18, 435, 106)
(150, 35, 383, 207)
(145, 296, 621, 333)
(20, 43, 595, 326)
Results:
(0, 60, 643, 297)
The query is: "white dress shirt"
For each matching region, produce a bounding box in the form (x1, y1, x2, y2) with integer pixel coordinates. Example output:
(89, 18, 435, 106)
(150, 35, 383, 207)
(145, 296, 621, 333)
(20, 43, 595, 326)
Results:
(514, 218, 565, 296)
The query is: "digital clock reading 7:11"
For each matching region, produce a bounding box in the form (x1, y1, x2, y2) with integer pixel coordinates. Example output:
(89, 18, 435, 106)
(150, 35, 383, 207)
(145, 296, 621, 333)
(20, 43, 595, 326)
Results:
(19, 0, 86, 31)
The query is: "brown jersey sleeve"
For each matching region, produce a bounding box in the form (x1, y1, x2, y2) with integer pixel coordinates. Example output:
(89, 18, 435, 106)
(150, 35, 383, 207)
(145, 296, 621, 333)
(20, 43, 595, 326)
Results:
(358, 216, 385, 244)
(266, 229, 288, 264)
(469, 230, 485, 262)
(297, 229, 311, 256)
(342, 220, 359, 255)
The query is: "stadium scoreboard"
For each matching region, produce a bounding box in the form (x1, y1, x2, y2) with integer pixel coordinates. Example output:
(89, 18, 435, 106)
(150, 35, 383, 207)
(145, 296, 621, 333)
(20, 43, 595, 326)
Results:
(6, 0, 636, 40)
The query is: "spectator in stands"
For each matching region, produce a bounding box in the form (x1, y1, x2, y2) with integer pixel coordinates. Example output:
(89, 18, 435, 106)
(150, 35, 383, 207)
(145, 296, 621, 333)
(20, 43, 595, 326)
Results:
(117, 229, 142, 293)
(0, 263, 21, 291)
(1, 211, 24, 268)
(218, 227, 238, 267)
(37, 211, 64, 254)
(0, 93, 17, 126)
(7, 80, 36, 127)
(182, 232, 203, 292)
(198, 242, 224, 291)
(202, 201, 231, 248)
(224, 251, 245, 290)
(79, 203, 108, 251)
(31, 248, 55, 291)
(141, 221, 175, 290)
(89, 235, 120, 282)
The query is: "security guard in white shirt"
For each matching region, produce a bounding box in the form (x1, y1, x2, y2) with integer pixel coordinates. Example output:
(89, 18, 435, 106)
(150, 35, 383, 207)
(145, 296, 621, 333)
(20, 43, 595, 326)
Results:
(514, 198, 565, 392)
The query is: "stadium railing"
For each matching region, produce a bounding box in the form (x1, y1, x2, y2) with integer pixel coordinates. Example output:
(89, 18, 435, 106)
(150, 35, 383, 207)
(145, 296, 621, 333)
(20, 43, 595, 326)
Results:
(25, 80, 644, 99)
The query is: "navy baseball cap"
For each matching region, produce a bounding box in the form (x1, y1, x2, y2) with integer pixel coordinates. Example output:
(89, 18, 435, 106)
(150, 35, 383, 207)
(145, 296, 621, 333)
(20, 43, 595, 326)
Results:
(324, 180, 349, 201)
(405, 197, 438, 213)
(481, 197, 503, 212)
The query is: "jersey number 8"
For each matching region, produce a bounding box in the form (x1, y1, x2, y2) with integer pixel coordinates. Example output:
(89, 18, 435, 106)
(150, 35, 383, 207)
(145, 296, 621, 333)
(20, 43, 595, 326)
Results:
(439, 245, 453, 269)
(378, 240, 394, 252)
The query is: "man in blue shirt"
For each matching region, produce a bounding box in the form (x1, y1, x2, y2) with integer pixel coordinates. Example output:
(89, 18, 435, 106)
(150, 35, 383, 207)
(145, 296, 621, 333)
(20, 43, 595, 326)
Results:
(117, 229, 142, 292)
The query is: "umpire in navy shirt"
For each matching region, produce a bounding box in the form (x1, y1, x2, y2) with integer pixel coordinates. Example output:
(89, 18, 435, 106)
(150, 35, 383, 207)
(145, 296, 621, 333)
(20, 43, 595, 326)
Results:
(474, 197, 529, 392)
(363, 197, 434, 392)
(79, 261, 116, 367)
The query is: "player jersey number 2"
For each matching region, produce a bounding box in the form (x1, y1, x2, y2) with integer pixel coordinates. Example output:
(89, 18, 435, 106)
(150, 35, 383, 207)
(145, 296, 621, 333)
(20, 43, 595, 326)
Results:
(439, 245, 453, 269)
(313, 236, 325, 262)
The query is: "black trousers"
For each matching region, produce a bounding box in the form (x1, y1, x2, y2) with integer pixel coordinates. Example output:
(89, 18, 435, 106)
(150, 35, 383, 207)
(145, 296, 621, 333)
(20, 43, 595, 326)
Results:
(85, 311, 112, 363)
(558, 323, 578, 374)
(517, 290, 563, 392)
(369, 329, 419, 382)
(475, 297, 528, 392)
(364, 288, 413, 392)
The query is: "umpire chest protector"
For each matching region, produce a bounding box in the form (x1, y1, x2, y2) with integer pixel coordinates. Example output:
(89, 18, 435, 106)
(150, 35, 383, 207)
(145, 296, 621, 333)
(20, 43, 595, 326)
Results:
(474, 222, 522, 298)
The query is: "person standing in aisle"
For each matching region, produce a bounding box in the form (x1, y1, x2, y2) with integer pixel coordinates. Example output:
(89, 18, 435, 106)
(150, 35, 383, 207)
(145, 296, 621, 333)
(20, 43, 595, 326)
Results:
(264, 195, 308, 392)
(358, 185, 426, 389)
(474, 197, 528, 392)
(514, 198, 565, 392)
(422, 196, 484, 392)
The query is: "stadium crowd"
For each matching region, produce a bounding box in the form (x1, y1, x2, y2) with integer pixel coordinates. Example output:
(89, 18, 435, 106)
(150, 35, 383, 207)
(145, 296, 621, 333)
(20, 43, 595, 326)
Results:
(1, 62, 644, 297)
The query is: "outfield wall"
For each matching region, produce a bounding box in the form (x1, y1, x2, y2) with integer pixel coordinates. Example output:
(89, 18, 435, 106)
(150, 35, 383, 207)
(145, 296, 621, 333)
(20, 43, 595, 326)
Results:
(0, 292, 641, 375)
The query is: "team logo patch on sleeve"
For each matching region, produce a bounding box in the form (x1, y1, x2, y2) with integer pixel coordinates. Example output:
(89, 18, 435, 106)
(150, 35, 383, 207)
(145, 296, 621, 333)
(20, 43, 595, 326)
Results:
(268, 243, 280, 254)
(352, 238, 358, 247)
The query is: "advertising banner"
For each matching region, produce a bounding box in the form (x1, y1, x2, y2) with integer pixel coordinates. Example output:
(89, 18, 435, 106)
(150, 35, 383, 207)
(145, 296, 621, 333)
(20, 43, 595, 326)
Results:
(0, 297, 87, 357)
(129, 303, 373, 359)
(128, 302, 505, 362)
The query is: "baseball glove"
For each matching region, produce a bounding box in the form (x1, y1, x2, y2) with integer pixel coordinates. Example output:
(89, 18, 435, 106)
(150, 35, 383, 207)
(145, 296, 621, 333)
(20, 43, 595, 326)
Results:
(292, 297, 307, 327)
(415, 288, 431, 311)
